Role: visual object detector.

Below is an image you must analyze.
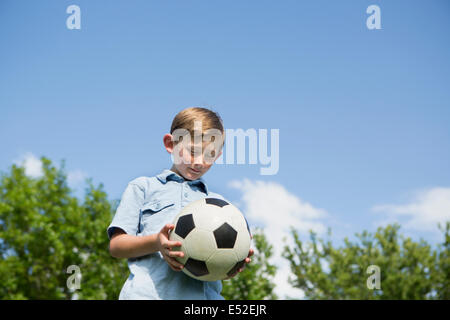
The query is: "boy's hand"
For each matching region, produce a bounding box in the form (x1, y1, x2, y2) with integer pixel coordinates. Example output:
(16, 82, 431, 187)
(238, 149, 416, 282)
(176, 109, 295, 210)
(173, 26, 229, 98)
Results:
(157, 224, 185, 272)
(225, 248, 254, 279)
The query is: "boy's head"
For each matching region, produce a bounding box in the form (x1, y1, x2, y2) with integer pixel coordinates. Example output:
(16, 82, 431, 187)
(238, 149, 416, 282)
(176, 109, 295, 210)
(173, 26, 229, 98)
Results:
(163, 107, 225, 181)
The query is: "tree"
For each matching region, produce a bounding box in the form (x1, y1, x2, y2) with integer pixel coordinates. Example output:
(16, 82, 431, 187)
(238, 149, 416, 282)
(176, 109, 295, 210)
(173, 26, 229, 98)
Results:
(435, 222, 450, 299)
(221, 229, 277, 300)
(0, 157, 128, 299)
(283, 223, 450, 299)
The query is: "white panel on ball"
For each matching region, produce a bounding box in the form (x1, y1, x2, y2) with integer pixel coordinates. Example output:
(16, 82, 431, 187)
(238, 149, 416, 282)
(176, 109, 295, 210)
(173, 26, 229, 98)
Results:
(184, 229, 217, 261)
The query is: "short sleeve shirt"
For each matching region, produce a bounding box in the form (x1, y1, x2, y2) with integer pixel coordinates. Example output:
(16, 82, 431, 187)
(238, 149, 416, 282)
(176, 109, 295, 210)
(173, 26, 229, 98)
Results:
(107, 169, 226, 300)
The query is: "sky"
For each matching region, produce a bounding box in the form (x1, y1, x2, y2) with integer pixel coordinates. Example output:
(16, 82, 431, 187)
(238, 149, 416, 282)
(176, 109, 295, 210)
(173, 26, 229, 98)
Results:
(1, 0, 450, 298)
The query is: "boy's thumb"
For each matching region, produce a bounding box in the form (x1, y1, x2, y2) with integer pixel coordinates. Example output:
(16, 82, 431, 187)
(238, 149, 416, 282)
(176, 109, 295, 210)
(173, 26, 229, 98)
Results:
(162, 223, 174, 234)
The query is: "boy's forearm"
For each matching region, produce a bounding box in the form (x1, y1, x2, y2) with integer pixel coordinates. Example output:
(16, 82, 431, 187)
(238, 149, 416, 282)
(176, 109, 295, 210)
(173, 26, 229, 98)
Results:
(110, 233, 160, 259)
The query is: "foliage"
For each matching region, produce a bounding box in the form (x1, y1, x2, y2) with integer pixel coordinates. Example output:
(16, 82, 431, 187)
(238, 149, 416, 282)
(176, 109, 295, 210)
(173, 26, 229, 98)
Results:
(0, 158, 128, 299)
(283, 223, 450, 299)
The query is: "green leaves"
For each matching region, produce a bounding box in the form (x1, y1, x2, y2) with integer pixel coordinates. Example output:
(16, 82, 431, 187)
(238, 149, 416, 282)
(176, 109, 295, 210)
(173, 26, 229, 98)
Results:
(0, 157, 127, 299)
(283, 223, 449, 300)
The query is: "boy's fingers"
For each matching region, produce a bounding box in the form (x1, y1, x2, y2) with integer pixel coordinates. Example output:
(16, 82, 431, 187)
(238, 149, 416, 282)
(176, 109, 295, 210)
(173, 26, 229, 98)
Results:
(163, 248, 171, 257)
(168, 250, 184, 258)
(168, 262, 181, 271)
(162, 250, 184, 267)
(162, 241, 182, 254)
(166, 240, 182, 248)
(167, 262, 182, 272)
(167, 257, 184, 270)
(248, 249, 254, 257)
(161, 224, 175, 235)
(163, 247, 182, 258)
(225, 272, 237, 280)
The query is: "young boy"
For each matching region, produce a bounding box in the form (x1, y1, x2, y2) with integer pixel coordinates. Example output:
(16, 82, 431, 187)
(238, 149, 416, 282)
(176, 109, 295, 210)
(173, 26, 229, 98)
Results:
(107, 107, 253, 300)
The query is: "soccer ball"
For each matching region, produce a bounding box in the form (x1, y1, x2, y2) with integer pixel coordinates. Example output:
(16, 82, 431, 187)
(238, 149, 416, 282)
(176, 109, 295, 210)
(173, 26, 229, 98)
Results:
(169, 198, 251, 281)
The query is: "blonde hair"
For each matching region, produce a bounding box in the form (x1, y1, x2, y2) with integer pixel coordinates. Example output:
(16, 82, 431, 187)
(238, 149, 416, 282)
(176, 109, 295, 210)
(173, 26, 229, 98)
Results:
(170, 107, 225, 147)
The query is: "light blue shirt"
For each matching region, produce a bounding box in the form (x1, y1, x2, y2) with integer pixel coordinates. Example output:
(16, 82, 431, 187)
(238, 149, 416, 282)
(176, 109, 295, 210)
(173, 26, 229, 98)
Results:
(107, 169, 225, 300)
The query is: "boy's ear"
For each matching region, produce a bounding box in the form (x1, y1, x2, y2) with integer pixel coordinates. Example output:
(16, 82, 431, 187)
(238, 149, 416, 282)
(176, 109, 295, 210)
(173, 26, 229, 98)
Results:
(163, 134, 174, 153)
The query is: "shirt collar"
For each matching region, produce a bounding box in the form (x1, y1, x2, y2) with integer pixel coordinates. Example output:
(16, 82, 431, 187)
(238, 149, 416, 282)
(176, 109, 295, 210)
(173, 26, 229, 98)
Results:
(156, 169, 209, 194)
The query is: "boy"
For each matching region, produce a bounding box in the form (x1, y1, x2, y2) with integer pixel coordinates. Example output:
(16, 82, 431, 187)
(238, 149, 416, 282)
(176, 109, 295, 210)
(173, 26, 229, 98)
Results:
(107, 107, 253, 300)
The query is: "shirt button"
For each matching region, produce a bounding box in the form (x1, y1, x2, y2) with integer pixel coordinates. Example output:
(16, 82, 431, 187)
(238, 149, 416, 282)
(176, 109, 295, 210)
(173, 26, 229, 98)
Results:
(184, 193, 188, 197)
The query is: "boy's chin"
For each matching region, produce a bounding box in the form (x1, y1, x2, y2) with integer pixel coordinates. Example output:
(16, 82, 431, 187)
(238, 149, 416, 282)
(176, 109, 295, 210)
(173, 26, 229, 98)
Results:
(184, 168, 202, 180)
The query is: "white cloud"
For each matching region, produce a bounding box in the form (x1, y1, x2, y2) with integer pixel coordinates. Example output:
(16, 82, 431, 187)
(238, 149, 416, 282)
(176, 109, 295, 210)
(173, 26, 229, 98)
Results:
(228, 178, 328, 299)
(372, 187, 450, 232)
(67, 169, 88, 188)
(13, 152, 87, 189)
(14, 152, 44, 178)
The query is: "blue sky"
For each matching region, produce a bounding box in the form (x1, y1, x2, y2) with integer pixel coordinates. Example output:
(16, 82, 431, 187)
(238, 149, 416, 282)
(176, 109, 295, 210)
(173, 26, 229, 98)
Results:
(1, 1, 449, 298)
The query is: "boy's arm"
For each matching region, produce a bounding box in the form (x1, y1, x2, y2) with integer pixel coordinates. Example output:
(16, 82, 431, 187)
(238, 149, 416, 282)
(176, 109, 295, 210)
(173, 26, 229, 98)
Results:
(109, 229, 159, 258)
(109, 224, 185, 271)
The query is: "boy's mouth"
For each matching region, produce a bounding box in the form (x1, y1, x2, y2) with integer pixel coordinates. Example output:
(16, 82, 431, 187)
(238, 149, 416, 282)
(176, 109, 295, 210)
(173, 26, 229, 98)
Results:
(188, 167, 201, 174)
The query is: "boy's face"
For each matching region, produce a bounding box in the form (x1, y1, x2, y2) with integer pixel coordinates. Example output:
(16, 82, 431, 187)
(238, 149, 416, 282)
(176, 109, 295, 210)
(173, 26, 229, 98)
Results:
(163, 133, 223, 181)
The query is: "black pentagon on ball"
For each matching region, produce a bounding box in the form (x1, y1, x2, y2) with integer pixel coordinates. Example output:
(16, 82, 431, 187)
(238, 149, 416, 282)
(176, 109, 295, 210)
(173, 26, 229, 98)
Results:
(205, 197, 229, 208)
(213, 222, 238, 248)
(184, 258, 209, 277)
(174, 214, 195, 239)
(227, 259, 246, 277)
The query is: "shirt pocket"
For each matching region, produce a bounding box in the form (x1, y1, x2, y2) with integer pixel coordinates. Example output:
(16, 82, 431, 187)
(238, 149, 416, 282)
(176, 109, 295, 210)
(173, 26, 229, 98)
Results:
(138, 200, 175, 235)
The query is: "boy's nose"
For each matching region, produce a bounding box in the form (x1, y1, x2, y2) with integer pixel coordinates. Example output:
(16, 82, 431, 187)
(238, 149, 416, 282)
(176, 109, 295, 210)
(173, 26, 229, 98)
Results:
(194, 156, 203, 166)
